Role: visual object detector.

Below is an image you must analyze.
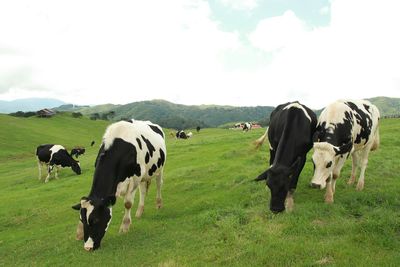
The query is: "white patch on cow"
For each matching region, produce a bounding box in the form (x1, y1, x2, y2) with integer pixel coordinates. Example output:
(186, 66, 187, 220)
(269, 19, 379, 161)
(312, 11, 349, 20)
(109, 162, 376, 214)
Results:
(81, 200, 94, 224)
(311, 142, 336, 189)
(105, 208, 112, 232)
(116, 177, 131, 197)
(84, 237, 94, 250)
(49, 145, 65, 161)
(283, 102, 311, 122)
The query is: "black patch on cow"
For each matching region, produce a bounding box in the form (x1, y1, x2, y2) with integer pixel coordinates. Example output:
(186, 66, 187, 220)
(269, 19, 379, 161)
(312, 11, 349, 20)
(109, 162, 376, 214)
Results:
(363, 104, 371, 114)
(315, 110, 354, 147)
(145, 152, 150, 164)
(345, 101, 373, 144)
(148, 164, 157, 176)
(136, 138, 142, 150)
(36, 144, 54, 163)
(157, 148, 165, 168)
(141, 135, 156, 157)
(148, 125, 164, 139)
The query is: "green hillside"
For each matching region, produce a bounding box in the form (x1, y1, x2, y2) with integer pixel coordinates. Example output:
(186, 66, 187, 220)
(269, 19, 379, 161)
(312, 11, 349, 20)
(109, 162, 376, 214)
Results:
(367, 96, 400, 117)
(0, 114, 399, 266)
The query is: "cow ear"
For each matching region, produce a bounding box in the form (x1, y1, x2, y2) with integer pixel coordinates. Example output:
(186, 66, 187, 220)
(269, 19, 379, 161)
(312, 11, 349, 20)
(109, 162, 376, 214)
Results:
(72, 203, 81, 210)
(334, 141, 352, 155)
(254, 169, 269, 182)
(102, 196, 116, 207)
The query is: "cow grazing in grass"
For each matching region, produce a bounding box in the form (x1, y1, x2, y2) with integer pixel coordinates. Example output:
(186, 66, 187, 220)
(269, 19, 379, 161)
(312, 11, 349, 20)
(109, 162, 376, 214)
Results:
(72, 120, 166, 251)
(254, 102, 317, 213)
(243, 122, 252, 132)
(71, 147, 85, 158)
(36, 144, 81, 183)
(176, 130, 190, 139)
(311, 99, 380, 203)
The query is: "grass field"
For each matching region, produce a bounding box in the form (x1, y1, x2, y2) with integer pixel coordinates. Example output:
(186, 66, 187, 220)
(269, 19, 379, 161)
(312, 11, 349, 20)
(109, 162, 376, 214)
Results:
(0, 114, 399, 266)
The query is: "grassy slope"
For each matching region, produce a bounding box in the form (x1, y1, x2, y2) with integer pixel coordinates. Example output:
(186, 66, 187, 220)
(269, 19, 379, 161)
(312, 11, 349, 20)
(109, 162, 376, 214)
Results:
(0, 115, 399, 266)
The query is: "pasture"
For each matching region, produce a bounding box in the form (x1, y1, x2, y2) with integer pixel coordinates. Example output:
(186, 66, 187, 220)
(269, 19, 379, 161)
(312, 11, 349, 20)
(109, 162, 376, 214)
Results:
(0, 113, 399, 266)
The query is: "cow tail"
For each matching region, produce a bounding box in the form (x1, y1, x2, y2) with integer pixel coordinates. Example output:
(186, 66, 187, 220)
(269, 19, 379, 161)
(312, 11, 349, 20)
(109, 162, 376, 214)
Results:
(254, 128, 268, 149)
(371, 127, 380, 151)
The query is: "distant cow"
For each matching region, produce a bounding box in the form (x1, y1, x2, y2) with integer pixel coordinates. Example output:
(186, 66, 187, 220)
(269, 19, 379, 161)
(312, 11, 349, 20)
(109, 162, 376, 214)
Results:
(72, 120, 166, 251)
(176, 130, 190, 139)
(71, 147, 86, 158)
(254, 102, 317, 213)
(90, 141, 95, 147)
(36, 144, 81, 183)
(311, 100, 380, 203)
(196, 126, 201, 132)
(243, 122, 252, 132)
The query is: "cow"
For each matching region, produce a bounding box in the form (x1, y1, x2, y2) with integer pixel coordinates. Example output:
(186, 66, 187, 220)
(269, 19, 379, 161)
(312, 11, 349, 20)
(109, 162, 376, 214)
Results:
(36, 144, 81, 183)
(90, 141, 95, 147)
(72, 120, 166, 251)
(310, 99, 380, 203)
(196, 126, 201, 132)
(243, 122, 252, 132)
(71, 147, 86, 158)
(254, 102, 317, 213)
(176, 130, 189, 139)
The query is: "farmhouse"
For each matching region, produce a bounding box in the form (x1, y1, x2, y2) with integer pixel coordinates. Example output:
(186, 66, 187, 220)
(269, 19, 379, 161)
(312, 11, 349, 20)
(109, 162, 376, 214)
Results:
(36, 109, 56, 118)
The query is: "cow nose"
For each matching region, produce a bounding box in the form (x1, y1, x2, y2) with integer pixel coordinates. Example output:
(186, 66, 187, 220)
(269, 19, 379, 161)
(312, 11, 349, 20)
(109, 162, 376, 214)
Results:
(84, 247, 93, 252)
(310, 183, 321, 189)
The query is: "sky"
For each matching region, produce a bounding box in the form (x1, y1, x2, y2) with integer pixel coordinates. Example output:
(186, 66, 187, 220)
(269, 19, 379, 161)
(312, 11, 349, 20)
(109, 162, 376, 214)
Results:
(0, 0, 399, 109)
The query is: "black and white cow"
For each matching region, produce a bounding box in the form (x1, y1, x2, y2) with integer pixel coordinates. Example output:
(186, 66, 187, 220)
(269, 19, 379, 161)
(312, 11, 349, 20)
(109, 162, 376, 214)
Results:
(72, 120, 166, 251)
(310, 99, 380, 203)
(176, 130, 192, 139)
(36, 144, 81, 183)
(196, 126, 201, 133)
(71, 147, 86, 158)
(254, 102, 317, 213)
(243, 122, 252, 132)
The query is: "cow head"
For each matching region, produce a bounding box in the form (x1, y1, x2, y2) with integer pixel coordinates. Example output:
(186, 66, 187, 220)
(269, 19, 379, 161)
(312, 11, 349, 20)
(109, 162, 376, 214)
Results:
(255, 157, 301, 213)
(311, 141, 352, 189)
(72, 196, 116, 251)
(71, 160, 81, 175)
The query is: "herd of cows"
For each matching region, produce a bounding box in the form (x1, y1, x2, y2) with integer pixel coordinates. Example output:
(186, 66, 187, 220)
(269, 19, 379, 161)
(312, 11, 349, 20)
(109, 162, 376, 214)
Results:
(34, 99, 380, 251)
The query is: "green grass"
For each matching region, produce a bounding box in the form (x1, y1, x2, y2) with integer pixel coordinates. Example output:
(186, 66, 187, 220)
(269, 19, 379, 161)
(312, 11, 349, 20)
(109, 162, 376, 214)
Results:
(0, 114, 399, 266)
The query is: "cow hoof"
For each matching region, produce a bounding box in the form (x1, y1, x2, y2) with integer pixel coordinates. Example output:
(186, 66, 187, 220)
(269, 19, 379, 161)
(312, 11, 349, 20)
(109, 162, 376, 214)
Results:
(347, 177, 355, 185)
(156, 198, 163, 209)
(135, 205, 144, 218)
(119, 224, 130, 234)
(324, 197, 334, 204)
(356, 182, 364, 191)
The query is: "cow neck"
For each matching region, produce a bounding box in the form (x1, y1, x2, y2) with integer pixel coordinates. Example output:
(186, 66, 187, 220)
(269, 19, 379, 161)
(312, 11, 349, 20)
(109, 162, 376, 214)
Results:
(88, 161, 118, 199)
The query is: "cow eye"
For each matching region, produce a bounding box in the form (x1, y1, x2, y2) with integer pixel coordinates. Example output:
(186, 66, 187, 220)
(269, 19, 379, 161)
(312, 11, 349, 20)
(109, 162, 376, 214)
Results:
(326, 161, 332, 168)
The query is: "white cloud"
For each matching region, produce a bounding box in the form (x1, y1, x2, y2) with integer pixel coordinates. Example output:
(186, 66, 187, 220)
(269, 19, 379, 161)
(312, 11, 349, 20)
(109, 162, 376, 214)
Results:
(248, 0, 400, 108)
(319, 6, 330, 15)
(219, 0, 258, 10)
(0, 0, 399, 109)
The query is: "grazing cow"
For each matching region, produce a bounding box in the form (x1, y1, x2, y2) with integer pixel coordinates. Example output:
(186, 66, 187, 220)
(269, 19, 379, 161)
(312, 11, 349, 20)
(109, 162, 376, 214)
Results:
(176, 130, 189, 139)
(90, 141, 95, 147)
(310, 99, 380, 203)
(243, 122, 252, 132)
(196, 126, 201, 132)
(36, 144, 81, 183)
(254, 102, 317, 213)
(71, 147, 86, 158)
(72, 120, 166, 251)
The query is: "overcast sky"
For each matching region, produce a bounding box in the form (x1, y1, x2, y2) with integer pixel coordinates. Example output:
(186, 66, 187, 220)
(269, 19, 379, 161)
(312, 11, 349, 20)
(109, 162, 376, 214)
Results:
(0, 0, 399, 109)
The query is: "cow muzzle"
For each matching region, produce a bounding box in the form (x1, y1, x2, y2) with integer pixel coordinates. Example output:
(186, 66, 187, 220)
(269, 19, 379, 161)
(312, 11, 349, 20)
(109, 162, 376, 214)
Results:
(310, 183, 321, 189)
(84, 246, 93, 252)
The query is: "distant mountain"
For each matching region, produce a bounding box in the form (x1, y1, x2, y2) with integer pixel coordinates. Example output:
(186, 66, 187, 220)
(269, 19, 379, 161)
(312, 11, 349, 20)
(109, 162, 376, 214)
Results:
(54, 104, 90, 112)
(367, 96, 400, 117)
(0, 98, 66, 113)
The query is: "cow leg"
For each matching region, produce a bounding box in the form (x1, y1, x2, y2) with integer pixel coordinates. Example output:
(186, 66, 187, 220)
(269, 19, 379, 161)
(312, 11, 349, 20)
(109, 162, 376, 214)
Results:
(285, 190, 295, 212)
(325, 174, 334, 203)
(55, 166, 60, 179)
(347, 152, 359, 185)
(45, 165, 53, 183)
(37, 161, 42, 180)
(76, 221, 84, 240)
(119, 178, 139, 233)
(356, 148, 371, 191)
(135, 181, 147, 218)
(156, 170, 164, 209)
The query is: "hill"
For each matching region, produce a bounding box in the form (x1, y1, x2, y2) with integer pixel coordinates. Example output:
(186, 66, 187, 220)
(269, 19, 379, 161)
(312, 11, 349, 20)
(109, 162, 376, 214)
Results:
(367, 96, 400, 117)
(0, 98, 65, 113)
(0, 113, 399, 266)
